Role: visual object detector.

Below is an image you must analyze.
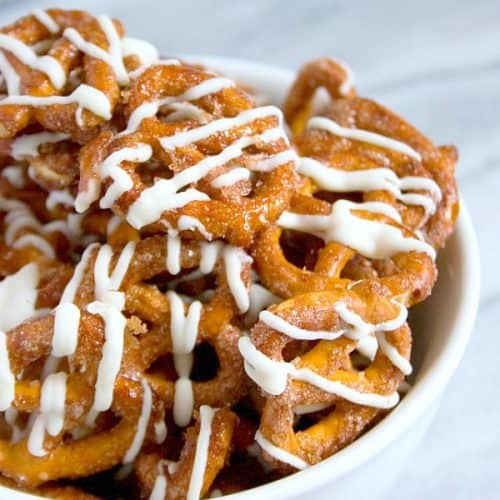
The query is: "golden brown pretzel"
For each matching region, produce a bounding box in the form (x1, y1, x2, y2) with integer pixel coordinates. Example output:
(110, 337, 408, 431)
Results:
(284, 58, 459, 248)
(252, 192, 437, 306)
(247, 289, 410, 470)
(0, 311, 164, 487)
(76, 62, 298, 246)
(0, 9, 129, 138)
(135, 407, 236, 500)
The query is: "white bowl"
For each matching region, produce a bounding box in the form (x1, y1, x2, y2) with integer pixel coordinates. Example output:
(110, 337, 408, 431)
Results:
(0, 58, 480, 500)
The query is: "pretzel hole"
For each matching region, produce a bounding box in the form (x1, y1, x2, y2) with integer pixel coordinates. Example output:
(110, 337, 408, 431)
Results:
(279, 229, 323, 270)
(190, 342, 219, 382)
(313, 190, 362, 205)
(147, 353, 177, 380)
(282, 340, 318, 362)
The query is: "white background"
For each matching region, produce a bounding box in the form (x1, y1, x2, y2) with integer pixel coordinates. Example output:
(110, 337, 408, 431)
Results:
(0, 1, 498, 498)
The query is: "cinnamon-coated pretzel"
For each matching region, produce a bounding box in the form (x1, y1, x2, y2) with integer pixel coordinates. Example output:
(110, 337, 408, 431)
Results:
(284, 58, 459, 248)
(76, 62, 298, 246)
(243, 287, 410, 470)
(0, 310, 164, 487)
(0, 8, 461, 499)
(66, 238, 250, 422)
(253, 191, 437, 306)
(135, 407, 236, 499)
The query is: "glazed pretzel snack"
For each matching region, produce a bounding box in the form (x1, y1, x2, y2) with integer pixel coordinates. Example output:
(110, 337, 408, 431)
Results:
(68, 236, 251, 427)
(0, 9, 157, 140)
(135, 407, 237, 500)
(75, 62, 298, 247)
(283, 58, 459, 249)
(253, 190, 437, 306)
(239, 287, 411, 470)
(0, 7, 462, 499)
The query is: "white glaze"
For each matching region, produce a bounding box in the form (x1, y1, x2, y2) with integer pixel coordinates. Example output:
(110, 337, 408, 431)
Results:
(0, 33, 65, 91)
(11, 131, 69, 160)
(123, 378, 152, 464)
(177, 215, 212, 241)
(168, 291, 201, 427)
(1, 84, 112, 122)
(166, 231, 182, 275)
(121, 76, 235, 136)
(245, 283, 281, 326)
(259, 310, 344, 340)
(0, 51, 20, 95)
(297, 157, 441, 220)
(64, 15, 129, 85)
(255, 430, 309, 470)
(211, 166, 250, 188)
(222, 246, 252, 313)
(186, 405, 216, 500)
(238, 336, 399, 408)
(31, 9, 59, 34)
(308, 116, 422, 161)
(278, 199, 436, 259)
(46, 189, 74, 211)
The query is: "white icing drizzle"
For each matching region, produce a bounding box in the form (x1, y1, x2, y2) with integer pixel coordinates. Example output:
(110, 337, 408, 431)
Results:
(0, 197, 71, 258)
(0, 262, 40, 331)
(123, 378, 152, 464)
(120, 37, 158, 67)
(1, 165, 25, 188)
(166, 231, 182, 275)
(83, 143, 152, 212)
(238, 336, 399, 408)
(211, 166, 250, 188)
(27, 372, 67, 457)
(222, 246, 251, 313)
(308, 116, 422, 161)
(31, 9, 59, 34)
(121, 76, 235, 136)
(177, 215, 212, 241)
(154, 420, 167, 444)
(168, 291, 201, 427)
(160, 106, 282, 151)
(245, 283, 281, 326)
(0, 33, 65, 91)
(59, 243, 98, 303)
(165, 102, 209, 123)
(1, 84, 112, 122)
(186, 405, 216, 500)
(46, 189, 74, 211)
(249, 148, 297, 172)
(255, 430, 308, 470)
(85, 242, 136, 422)
(149, 467, 168, 500)
(297, 157, 441, 220)
(64, 15, 129, 85)
(199, 241, 223, 274)
(11, 131, 69, 160)
(52, 303, 81, 357)
(86, 300, 127, 418)
(259, 310, 344, 340)
(0, 51, 20, 95)
(278, 199, 436, 259)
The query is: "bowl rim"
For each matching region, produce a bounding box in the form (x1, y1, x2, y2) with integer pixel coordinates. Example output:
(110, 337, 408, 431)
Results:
(0, 57, 480, 500)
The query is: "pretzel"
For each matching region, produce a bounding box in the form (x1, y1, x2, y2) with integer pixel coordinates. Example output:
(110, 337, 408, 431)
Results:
(240, 288, 411, 470)
(252, 191, 437, 306)
(135, 407, 236, 499)
(69, 237, 251, 426)
(0, 8, 461, 499)
(75, 62, 298, 246)
(0, 310, 164, 487)
(284, 58, 459, 248)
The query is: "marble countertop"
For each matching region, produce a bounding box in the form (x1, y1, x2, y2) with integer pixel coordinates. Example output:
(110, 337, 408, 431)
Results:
(0, 1, 498, 498)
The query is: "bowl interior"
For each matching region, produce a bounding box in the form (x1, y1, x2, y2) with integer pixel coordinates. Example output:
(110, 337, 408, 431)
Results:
(0, 57, 480, 500)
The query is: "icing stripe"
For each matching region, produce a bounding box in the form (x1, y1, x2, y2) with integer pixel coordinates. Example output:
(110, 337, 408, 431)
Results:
(308, 116, 422, 161)
(255, 430, 308, 470)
